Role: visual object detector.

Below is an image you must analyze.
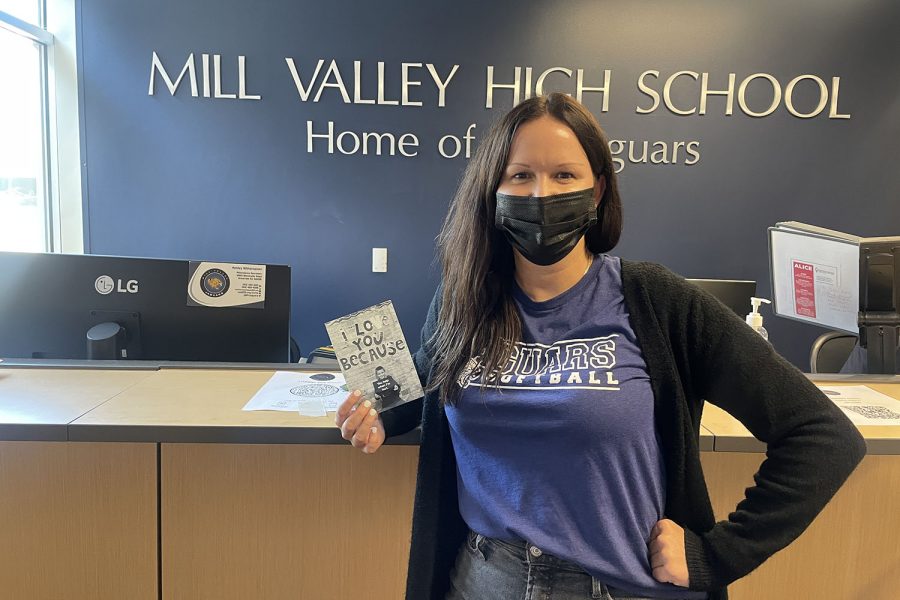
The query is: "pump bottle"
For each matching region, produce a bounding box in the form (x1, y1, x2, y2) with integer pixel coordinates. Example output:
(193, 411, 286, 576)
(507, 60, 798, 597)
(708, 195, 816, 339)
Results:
(746, 297, 771, 341)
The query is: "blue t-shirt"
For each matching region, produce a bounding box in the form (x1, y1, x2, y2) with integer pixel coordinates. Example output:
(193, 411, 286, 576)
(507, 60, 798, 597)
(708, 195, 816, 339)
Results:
(445, 255, 707, 599)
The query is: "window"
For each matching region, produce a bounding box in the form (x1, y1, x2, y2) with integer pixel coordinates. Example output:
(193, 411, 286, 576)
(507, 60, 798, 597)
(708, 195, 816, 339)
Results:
(1, 0, 82, 253)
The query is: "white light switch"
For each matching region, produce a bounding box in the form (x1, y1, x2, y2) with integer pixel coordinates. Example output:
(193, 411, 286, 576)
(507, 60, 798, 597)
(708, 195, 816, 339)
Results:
(372, 247, 388, 273)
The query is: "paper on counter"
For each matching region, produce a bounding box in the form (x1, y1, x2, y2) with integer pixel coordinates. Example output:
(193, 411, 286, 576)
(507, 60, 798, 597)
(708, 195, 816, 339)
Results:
(297, 398, 327, 417)
(242, 371, 348, 414)
(818, 385, 900, 426)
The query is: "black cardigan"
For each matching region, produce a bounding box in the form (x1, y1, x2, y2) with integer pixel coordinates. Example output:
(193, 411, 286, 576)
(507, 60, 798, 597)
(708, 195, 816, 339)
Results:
(381, 260, 866, 600)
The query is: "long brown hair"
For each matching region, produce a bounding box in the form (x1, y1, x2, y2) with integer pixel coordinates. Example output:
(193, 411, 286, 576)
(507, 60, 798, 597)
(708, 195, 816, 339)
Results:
(429, 93, 623, 405)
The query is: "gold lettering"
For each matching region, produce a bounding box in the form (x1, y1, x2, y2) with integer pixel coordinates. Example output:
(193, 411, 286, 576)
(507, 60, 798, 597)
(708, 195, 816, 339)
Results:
(737, 73, 781, 118)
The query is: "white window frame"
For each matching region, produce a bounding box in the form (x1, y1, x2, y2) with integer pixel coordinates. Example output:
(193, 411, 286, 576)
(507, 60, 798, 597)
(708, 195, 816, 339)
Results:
(1, 1, 83, 253)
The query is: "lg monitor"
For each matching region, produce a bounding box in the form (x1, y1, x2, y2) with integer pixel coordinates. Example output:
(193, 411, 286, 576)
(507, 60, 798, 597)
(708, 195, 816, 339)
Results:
(0, 251, 291, 363)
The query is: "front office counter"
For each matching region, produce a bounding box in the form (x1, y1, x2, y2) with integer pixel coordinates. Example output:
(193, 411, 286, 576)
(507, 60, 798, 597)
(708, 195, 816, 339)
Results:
(0, 363, 897, 599)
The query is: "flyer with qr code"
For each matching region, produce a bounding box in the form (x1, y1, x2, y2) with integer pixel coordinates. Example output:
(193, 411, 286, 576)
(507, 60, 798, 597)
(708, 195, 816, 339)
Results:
(818, 385, 900, 426)
(242, 371, 348, 415)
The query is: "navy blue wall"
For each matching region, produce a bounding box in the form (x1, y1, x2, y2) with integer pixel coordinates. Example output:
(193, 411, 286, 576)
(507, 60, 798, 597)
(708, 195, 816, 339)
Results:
(77, 0, 900, 367)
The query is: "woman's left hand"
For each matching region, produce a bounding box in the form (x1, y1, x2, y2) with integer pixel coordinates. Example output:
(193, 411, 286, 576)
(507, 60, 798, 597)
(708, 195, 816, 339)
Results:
(648, 518, 690, 588)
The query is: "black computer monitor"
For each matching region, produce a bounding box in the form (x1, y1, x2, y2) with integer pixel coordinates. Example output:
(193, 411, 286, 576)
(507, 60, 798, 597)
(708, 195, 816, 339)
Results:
(686, 279, 757, 317)
(0, 251, 291, 362)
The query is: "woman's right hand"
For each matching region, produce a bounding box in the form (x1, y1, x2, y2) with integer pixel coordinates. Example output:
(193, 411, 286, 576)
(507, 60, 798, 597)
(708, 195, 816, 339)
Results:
(335, 390, 386, 454)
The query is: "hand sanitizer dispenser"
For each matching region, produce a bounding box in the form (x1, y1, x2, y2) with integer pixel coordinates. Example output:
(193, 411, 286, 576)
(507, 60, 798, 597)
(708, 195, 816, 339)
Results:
(746, 297, 772, 341)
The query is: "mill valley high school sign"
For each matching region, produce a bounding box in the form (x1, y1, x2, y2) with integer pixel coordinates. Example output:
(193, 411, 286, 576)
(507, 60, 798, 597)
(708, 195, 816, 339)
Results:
(147, 52, 852, 167)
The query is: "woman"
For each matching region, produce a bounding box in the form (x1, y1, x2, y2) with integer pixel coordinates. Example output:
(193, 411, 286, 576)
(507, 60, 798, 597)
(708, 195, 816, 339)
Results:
(335, 93, 866, 600)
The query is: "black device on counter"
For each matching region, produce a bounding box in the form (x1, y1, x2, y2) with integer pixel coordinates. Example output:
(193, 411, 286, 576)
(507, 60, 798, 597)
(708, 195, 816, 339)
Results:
(858, 238, 900, 374)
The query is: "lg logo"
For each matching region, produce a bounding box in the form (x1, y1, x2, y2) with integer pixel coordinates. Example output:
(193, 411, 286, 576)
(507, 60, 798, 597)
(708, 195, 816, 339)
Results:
(95, 275, 139, 295)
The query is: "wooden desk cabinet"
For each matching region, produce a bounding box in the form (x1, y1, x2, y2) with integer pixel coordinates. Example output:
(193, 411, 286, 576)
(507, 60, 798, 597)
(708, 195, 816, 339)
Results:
(1, 366, 898, 599)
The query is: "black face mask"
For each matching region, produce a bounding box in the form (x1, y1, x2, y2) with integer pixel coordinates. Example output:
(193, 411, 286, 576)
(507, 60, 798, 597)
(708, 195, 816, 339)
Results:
(494, 187, 598, 266)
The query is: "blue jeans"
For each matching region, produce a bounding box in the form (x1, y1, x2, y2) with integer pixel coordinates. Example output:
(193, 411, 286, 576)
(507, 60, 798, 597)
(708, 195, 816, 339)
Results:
(446, 529, 688, 600)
